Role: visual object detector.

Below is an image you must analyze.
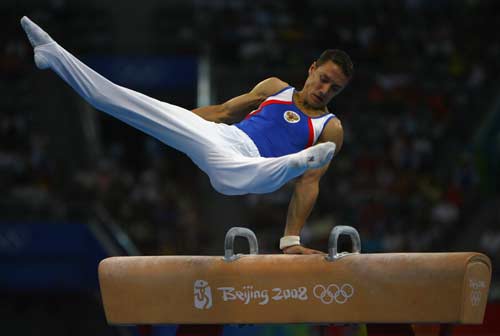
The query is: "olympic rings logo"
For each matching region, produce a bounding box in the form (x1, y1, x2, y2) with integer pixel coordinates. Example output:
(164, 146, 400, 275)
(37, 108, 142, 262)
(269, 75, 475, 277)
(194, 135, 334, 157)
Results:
(313, 284, 354, 304)
(471, 291, 482, 306)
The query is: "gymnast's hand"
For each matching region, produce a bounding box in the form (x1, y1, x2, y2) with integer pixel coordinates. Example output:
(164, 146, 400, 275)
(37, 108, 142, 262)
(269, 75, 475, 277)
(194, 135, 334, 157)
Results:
(282, 245, 326, 255)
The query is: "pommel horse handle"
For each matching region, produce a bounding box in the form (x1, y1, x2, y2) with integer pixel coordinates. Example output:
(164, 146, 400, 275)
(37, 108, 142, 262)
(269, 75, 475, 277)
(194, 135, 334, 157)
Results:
(223, 227, 258, 262)
(326, 225, 362, 261)
(222, 225, 361, 262)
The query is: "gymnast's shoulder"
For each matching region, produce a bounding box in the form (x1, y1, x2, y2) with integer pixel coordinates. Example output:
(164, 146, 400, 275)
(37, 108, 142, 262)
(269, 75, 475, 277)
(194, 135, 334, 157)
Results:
(319, 117, 343, 155)
(250, 77, 289, 100)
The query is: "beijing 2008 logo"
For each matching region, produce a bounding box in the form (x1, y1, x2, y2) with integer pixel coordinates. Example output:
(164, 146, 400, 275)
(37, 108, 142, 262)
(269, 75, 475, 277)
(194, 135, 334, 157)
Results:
(313, 284, 354, 304)
(194, 280, 213, 310)
(469, 279, 486, 306)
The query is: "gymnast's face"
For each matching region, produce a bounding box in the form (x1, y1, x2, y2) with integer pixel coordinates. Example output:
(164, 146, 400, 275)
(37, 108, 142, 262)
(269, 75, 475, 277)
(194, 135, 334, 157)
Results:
(302, 60, 350, 109)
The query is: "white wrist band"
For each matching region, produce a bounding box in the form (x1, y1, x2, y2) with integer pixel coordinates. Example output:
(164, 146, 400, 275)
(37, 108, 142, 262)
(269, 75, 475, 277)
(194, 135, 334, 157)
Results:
(280, 236, 300, 250)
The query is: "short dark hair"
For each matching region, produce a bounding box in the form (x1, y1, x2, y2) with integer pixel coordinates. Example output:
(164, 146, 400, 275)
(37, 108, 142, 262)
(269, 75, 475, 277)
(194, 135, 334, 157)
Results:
(316, 49, 353, 78)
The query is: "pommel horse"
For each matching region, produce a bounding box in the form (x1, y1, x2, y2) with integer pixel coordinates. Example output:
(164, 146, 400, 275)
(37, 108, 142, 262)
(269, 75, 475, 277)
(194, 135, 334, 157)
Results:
(98, 226, 492, 335)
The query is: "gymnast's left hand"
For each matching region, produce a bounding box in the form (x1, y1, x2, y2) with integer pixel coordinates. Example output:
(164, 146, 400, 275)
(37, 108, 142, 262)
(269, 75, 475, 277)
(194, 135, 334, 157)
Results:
(282, 245, 326, 255)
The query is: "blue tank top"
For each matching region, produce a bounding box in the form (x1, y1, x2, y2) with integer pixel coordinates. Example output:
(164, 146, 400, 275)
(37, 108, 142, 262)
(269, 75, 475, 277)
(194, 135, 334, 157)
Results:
(235, 86, 336, 157)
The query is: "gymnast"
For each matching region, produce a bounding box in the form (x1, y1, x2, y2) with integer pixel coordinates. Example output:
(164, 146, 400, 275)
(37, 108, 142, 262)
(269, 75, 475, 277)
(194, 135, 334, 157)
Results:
(20, 16, 353, 255)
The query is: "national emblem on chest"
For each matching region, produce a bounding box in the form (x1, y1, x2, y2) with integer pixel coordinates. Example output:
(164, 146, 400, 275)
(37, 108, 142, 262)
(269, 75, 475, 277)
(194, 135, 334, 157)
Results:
(283, 110, 301, 124)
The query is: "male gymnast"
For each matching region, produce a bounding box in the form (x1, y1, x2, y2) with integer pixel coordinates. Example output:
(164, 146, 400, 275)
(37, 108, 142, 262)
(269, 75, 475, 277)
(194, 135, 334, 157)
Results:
(20, 16, 352, 255)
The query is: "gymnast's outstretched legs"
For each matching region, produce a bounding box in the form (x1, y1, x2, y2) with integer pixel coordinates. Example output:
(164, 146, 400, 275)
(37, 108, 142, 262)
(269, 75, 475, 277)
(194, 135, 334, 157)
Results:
(20, 16, 335, 195)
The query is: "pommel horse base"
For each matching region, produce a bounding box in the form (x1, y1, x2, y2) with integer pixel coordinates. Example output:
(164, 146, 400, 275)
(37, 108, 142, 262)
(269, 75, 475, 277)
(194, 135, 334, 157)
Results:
(98, 226, 492, 335)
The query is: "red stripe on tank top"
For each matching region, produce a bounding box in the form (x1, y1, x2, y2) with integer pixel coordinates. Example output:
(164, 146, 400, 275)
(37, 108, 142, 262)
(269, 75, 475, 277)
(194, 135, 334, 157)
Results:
(306, 117, 314, 148)
(244, 99, 293, 119)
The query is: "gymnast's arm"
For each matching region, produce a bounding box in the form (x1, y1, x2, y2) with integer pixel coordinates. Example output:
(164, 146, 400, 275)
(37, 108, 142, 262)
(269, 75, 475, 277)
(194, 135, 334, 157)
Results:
(191, 77, 288, 124)
(282, 118, 344, 255)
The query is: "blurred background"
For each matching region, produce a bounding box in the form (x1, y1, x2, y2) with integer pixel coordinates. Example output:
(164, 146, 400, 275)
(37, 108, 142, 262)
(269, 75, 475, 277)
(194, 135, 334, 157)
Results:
(1, 0, 499, 335)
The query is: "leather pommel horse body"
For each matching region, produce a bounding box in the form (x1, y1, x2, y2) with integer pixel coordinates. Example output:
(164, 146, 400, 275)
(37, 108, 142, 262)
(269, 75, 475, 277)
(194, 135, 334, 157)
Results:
(98, 227, 492, 325)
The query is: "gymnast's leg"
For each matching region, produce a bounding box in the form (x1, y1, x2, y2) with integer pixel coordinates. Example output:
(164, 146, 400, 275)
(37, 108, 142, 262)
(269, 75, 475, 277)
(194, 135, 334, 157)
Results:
(20, 16, 218, 161)
(204, 125, 336, 195)
(206, 141, 335, 195)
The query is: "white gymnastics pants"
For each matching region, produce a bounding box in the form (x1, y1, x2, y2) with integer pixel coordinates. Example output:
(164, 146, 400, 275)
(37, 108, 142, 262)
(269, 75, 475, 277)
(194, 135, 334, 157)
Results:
(34, 42, 309, 195)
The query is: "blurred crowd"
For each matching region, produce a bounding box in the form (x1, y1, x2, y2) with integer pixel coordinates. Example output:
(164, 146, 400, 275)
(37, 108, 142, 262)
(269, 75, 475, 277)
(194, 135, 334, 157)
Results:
(1, 0, 499, 266)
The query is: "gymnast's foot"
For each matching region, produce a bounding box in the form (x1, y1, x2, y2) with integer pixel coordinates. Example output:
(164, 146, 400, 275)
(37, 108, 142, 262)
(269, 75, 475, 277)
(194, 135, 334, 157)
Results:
(293, 142, 336, 170)
(20, 16, 53, 69)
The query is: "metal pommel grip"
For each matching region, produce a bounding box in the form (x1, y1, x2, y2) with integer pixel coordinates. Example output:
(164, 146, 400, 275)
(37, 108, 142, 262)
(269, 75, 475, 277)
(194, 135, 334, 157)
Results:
(326, 225, 361, 261)
(223, 227, 259, 262)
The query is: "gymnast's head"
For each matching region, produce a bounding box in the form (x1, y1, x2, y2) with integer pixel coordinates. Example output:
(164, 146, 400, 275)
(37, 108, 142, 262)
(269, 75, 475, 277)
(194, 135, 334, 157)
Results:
(302, 49, 353, 108)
